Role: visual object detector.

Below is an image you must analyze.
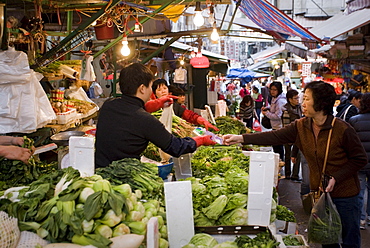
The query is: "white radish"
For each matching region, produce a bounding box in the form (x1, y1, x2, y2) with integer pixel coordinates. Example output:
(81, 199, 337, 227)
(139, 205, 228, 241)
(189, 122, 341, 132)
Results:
(110, 234, 145, 248)
(43, 244, 83, 248)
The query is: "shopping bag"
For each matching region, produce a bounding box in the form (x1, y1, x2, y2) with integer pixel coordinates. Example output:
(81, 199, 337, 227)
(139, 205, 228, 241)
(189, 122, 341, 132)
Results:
(261, 116, 272, 129)
(301, 191, 321, 215)
(308, 192, 342, 244)
(158, 104, 174, 163)
(253, 119, 262, 132)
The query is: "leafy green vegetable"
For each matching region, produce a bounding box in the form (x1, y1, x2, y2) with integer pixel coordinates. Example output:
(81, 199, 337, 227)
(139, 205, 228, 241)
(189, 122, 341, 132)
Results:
(235, 231, 279, 248)
(282, 235, 304, 246)
(202, 195, 228, 220)
(218, 208, 248, 226)
(224, 193, 248, 212)
(187, 233, 218, 248)
(276, 205, 296, 223)
(214, 116, 247, 135)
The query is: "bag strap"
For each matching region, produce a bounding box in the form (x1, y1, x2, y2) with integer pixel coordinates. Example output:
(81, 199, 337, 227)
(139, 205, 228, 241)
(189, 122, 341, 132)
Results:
(339, 105, 352, 120)
(322, 117, 336, 174)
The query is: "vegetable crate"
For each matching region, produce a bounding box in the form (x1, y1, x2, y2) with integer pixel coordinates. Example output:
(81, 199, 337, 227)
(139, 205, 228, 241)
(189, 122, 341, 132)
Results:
(56, 108, 77, 124)
(275, 234, 309, 248)
(194, 225, 274, 244)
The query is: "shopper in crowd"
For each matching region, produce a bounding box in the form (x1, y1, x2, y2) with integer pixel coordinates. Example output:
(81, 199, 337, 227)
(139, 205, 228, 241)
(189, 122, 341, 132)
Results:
(349, 92, 370, 230)
(251, 86, 263, 122)
(282, 89, 303, 181)
(239, 84, 250, 99)
(0, 136, 34, 164)
(261, 81, 286, 160)
(95, 63, 216, 168)
(223, 81, 367, 248)
(148, 79, 218, 131)
(239, 95, 255, 129)
(261, 81, 270, 107)
(335, 89, 362, 122)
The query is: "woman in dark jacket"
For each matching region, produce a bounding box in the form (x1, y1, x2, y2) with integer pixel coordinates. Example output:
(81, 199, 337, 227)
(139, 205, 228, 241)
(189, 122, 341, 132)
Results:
(349, 93, 370, 229)
(336, 89, 362, 122)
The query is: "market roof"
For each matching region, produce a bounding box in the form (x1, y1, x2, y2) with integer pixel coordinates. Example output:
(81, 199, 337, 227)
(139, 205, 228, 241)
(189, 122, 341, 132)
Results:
(310, 8, 370, 41)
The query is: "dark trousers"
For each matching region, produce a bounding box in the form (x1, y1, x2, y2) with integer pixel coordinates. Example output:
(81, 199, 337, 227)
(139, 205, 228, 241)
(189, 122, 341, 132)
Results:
(243, 118, 253, 129)
(322, 194, 361, 248)
(273, 145, 284, 161)
(283, 144, 301, 179)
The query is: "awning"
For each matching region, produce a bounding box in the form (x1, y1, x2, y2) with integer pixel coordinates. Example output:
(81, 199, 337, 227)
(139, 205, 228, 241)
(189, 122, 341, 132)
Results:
(149, 39, 229, 63)
(285, 37, 309, 58)
(310, 8, 370, 41)
(237, 0, 321, 42)
(251, 44, 285, 62)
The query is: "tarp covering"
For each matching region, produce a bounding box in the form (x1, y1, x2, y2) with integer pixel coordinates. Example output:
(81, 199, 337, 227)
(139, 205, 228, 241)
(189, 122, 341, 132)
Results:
(227, 68, 256, 79)
(236, 0, 321, 42)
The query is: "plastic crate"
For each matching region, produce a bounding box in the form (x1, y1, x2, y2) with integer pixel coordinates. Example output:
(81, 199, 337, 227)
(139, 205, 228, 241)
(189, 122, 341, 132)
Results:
(275, 234, 309, 248)
(172, 153, 192, 180)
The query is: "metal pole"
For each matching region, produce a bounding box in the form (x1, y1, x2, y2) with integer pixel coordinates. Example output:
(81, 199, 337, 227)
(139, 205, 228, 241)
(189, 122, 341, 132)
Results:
(65, 11, 73, 59)
(227, 0, 241, 33)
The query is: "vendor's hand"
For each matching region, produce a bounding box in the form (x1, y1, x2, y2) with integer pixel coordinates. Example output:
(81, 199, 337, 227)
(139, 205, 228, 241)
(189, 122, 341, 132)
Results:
(145, 95, 178, 113)
(192, 135, 216, 147)
(0, 145, 32, 164)
(222, 134, 243, 145)
(197, 117, 219, 131)
(11, 137, 24, 147)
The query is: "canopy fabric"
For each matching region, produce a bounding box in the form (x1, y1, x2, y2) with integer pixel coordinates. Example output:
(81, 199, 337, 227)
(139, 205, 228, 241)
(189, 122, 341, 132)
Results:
(227, 68, 256, 79)
(236, 0, 321, 42)
(310, 8, 370, 41)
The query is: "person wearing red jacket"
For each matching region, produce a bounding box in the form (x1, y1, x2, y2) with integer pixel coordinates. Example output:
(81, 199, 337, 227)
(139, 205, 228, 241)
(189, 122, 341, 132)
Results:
(145, 79, 219, 131)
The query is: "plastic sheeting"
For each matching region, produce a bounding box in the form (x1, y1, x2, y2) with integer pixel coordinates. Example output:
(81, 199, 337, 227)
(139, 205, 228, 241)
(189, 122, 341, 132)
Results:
(0, 48, 56, 134)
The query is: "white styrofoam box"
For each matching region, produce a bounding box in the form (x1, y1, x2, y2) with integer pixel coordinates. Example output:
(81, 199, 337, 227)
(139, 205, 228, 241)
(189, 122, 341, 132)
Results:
(244, 150, 280, 187)
(164, 181, 194, 248)
(68, 136, 95, 177)
(275, 234, 309, 248)
(275, 220, 297, 235)
(246, 151, 276, 226)
(172, 153, 192, 180)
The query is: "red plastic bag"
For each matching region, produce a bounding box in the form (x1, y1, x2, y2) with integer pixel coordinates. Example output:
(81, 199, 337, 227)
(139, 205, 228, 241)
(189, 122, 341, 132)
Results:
(253, 119, 262, 132)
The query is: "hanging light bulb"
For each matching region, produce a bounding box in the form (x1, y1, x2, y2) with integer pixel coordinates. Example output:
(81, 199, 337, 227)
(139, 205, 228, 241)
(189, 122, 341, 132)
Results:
(91, 20, 97, 26)
(134, 22, 141, 32)
(179, 57, 185, 65)
(193, 2, 204, 27)
(210, 22, 219, 42)
(121, 36, 130, 56)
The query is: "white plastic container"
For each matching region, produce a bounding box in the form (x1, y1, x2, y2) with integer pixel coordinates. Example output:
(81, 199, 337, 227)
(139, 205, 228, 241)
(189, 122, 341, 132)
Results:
(172, 153, 193, 180)
(164, 181, 194, 248)
(68, 136, 95, 177)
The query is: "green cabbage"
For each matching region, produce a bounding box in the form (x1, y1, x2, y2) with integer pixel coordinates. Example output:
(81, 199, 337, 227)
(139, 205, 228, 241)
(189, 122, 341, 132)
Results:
(194, 210, 215, 226)
(224, 193, 248, 212)
(188, 233, 218, 248)
(218, 208, 248, 226)
(213, 241, 238, 248)
(202, 195, 228, 220)
(224, 166, 249, 194)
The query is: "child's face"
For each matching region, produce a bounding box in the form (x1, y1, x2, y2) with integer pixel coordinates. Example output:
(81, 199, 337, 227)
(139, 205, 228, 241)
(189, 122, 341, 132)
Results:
(177, 95, 186, 104)
(155, 84, 169, 98)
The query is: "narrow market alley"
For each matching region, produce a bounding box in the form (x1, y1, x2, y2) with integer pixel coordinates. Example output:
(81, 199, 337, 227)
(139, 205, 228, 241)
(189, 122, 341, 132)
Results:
(278, 178, 370, 248)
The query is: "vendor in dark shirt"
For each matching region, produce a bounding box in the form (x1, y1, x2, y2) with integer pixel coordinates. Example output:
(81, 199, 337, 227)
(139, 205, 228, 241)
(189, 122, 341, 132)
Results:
(95, 63, 215, 168)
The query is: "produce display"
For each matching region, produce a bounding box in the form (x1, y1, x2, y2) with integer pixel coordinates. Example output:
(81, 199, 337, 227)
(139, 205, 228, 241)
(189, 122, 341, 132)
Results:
(141, 142, 161, 162)
(51, 99, 97, 115)
(213, 116, 247, 135)
(191, 146, 249, 178)
(282, 235, 305, 246)
(0, 137, 57, 191)
(96, 158, 164, 201)
(0, 167, 168, 248)
(182, 231, 279, 248)
(275, 205, 296, 223)
(151, 110, 195, 138)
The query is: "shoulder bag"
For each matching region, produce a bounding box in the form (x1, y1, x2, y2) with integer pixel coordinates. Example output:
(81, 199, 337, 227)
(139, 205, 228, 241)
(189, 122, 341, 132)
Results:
(301, 117, 336, 214)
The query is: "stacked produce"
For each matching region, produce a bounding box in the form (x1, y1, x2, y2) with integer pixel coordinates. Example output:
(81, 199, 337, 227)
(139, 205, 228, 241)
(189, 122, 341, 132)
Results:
(182, 231, 279, 248)
(191, 146, 249, 178)
(51, 99, 96, 115)
(151, 110, 195, 138)
(0, 167, 168, 248)
(96, 158, 164, 201)
(0, 137, 57, 191)
(213, 116, 247, 135)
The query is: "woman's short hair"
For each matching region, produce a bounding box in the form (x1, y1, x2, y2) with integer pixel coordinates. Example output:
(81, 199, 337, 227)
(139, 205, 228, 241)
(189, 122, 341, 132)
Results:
(119, 63, 154, 95)
(304, 81, 336, 115)
(269, 81, 283, 96)
(347, 89, 362, 101)
(359, 93, 370, 114)
(152, 79, 168, 94)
